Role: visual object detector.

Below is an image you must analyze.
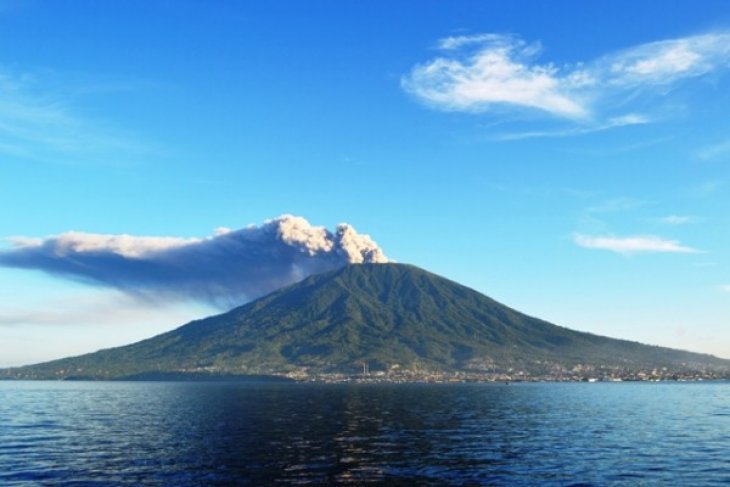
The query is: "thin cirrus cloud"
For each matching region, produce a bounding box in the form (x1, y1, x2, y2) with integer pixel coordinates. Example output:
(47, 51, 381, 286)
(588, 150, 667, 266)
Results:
(0, 68, 150, 165)
(494, 114, 650, 141)
(574, 234, 699, 255)
(695, 138, 730, 161)
(402, 31, 730, 132)
(0, 290, 201, 328)
(0, 215, 390, 308)
(660, 215, 695, 225)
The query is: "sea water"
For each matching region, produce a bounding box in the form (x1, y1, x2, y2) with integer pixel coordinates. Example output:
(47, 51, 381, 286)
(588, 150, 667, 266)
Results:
(1, 381, 728, 485)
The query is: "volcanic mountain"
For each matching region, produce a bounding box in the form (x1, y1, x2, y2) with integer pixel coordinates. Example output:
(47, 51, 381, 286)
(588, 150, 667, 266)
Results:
(3, 263, 729, 380)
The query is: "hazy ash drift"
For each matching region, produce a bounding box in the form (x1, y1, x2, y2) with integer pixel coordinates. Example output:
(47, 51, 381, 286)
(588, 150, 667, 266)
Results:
(0, 215, 389, 307)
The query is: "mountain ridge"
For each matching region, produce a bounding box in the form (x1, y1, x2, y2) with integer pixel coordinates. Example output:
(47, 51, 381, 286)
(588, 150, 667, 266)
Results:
(2, 263, 728, 380)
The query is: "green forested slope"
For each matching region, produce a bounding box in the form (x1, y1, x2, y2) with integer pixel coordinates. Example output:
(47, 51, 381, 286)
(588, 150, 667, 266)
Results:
(3, 264, 728, 379)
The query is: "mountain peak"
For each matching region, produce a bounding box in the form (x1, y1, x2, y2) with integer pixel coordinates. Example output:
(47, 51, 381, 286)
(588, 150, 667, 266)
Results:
(3, 263, 729, 380)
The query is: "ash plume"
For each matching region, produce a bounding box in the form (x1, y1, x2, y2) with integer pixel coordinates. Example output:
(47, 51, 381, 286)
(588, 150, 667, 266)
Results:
(0, 215, 389, 307)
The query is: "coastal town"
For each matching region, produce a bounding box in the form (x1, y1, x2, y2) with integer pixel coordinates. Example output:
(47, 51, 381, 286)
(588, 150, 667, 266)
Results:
(3, 361, 729, 383)
(284, 364, 730, 384)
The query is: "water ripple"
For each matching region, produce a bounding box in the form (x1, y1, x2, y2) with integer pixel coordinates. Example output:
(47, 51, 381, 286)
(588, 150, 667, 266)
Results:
(1, 381, 729, 485)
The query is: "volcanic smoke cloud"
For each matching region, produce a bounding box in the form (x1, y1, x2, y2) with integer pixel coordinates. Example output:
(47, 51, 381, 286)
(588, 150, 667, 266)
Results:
(0, 215, 389, 307)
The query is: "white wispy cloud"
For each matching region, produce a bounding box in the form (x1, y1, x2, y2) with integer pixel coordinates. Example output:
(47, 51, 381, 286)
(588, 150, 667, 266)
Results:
(437, 33, 507, 51)
(721, 284, 730, 294)
(574, 234, 699, 254)
(0, 288, 212, 366)
(0, 68, 150, 165)
(586, 196, 647, 214)
(695, 138, 730, 161)
(402, 34, 587, 119)
(402, 31, 730, 132)
(0, 291, 205, 328)
(496, 113, 650, 140)
(693, 180, 723, 196)
(660, 215, 695, 225)
(603, 34, 730, 86)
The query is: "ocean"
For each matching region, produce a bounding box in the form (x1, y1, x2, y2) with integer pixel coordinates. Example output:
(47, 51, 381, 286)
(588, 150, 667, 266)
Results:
(1, 381, 728, 485)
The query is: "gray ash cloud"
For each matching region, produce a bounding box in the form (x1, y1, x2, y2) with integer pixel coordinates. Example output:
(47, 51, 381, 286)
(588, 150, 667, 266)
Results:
(0, 215, 389, 307)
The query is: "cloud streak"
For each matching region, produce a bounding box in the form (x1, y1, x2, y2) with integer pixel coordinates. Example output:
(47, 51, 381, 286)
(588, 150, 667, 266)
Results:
(574, 234, 699, 255)
(0, 290, 203, 328)
(0, 68, 150, 165)
(603, 34, 730, 86)
(695, 138, 730, 161)
(402, 34, 587, 119)
(0, 215, 389, 307)
(495, 113, 650, 140)
(402, 31, 730, 130)
(660, 215, 695, 225)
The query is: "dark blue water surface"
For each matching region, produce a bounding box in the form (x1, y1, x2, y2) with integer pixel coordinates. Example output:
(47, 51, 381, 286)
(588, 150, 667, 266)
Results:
(1, 381, 728, 486)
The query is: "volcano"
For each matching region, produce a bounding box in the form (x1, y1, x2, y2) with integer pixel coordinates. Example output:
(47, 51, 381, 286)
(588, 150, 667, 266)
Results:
(3, 263, 729, 380)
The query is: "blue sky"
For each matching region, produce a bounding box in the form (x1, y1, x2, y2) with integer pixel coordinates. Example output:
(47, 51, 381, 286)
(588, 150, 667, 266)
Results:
(1, 0, 729, 366)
